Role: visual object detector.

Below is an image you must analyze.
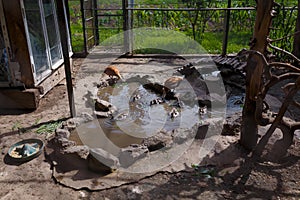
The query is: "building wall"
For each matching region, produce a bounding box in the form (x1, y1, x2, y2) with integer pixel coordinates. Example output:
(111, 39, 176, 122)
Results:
(3, 0, 34, 87)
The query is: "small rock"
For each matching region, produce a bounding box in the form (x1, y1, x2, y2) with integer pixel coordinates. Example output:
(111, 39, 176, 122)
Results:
(89, 148, 120, 171)
(55, 129, 70, 139)
(56, 137, 76, 148)
(94, 99, 117, 118)
(143, 131, 173, 151)
(79, 112, 94, 122)
(119, 144, 149, 167)
(63, 118, 78, 130)
(79, 191, 87, 198)
(174, 125, 199, 143)
(95, 98, 114, 112)
(87, 154, 113, 173)
(97, 79, 109, 88)
(94, 111, 111, 118)
(64, 145, 89, 159)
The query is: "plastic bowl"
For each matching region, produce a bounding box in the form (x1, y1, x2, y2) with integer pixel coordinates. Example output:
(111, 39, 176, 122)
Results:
(7, 138, 44, 162)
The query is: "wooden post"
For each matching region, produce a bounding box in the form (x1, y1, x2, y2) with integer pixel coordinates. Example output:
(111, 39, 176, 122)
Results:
(240, 0, 274, 151)
(222, 0, 231, 56)
(56, 0, 76, 117)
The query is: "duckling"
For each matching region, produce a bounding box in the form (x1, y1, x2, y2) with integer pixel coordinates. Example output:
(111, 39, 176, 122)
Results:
(199, 106, 207, 115)
(103, 65, 123, 80)
(132, 94, 141, 102)
(150, 98, 164, 106)
(169, 107, 180, 119)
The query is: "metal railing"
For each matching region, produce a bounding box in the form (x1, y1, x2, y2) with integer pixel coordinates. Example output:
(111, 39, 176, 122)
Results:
(69, 0, 298, 56)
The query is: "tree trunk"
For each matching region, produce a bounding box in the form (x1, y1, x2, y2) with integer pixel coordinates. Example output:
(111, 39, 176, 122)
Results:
(240, 0, 275, 151)
(293, 0, 300, 60)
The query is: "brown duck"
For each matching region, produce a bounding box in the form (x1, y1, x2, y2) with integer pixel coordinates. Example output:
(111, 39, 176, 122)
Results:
(103, 65, 123, 80)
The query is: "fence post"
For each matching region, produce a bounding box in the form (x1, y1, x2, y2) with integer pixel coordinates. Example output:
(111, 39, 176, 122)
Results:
(129, 0, 134, 53)
(222, 0, 231, 56)
(93, 0, 99, 45)
(80, 0, 88, 55)
(122, 0, 129, 54)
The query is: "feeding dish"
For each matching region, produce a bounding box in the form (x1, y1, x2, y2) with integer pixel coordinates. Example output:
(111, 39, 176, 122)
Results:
(7, 138, 44, 162)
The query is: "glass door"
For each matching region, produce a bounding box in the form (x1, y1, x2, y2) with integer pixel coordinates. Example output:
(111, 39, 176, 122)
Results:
(43, 0, 63, 68)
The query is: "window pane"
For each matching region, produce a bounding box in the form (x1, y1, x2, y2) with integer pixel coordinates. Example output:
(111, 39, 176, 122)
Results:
(43, 0, 62, 66)
(24, 0, 50, 76)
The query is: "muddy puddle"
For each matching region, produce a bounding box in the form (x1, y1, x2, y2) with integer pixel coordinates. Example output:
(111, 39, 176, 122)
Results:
(71, 77, 203, 153)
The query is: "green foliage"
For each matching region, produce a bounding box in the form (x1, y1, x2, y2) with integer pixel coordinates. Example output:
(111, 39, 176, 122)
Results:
(270, 2, 298, 60)
(35, 121, 62, 135)
(68, 1, 85, 52)
(68, 0, 299, 57)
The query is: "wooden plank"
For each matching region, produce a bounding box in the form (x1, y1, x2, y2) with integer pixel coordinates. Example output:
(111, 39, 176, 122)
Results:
(38, 64, 66, 97)
(0, 88, 39, 109)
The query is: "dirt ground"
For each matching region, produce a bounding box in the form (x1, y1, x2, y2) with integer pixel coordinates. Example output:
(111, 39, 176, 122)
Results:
(0, 58, 299, 200)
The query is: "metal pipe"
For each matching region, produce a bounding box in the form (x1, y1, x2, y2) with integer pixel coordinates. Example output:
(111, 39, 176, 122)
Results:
(222, 0, 231, 56)
(56, 0, 76, 117)
(80, 0, 88, 54)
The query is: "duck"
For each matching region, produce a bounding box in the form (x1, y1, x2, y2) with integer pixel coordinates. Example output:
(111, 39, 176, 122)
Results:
(103, 65, 123, 80)
(162, 76, 184, 100)
(164, 76, 183, 92)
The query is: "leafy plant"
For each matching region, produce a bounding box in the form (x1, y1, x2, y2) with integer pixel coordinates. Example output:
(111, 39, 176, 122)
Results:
(35, 121, 62, 135)
(12, 121, 23, 132)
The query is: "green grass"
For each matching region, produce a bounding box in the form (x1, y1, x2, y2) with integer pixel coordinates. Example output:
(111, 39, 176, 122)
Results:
(68, 0, 298, 56)
(132, 28, 206, 54)
(99, 28, 123, 44)
(71, 25, 85, 52)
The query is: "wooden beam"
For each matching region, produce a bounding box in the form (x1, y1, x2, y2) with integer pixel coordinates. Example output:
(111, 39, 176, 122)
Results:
(0, 88, 39, 110)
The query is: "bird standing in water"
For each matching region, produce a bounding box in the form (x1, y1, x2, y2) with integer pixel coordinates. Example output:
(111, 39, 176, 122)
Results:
(162, 76, 183, 99)
(164, 76, 183, 92)
(162, 76, 184, 107)
(103, 65, 123, 80)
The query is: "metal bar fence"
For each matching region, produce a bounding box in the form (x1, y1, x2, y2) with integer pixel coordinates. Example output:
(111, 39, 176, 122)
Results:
(68, 0, 299, 56)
